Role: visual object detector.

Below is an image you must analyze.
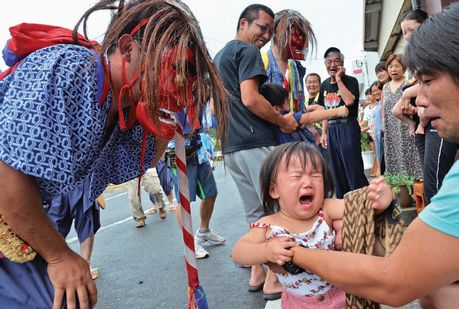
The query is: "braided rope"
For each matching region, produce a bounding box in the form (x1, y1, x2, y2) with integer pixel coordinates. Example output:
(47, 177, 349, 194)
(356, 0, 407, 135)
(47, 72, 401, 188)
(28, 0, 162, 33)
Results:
(0, 215, 36, 263)
(342, 186, 404, 308)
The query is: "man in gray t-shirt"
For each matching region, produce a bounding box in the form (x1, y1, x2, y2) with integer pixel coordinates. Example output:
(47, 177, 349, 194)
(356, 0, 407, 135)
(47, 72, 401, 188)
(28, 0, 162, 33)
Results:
(214, 4, 297, 301)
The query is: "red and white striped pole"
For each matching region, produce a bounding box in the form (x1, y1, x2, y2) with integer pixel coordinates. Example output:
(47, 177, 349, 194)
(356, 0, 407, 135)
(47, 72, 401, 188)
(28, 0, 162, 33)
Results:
(174, 124, 208, 309)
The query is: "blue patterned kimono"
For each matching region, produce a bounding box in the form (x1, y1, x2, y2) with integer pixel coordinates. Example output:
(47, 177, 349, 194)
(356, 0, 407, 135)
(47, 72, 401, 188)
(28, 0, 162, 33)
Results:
(0, 44, 156, 308)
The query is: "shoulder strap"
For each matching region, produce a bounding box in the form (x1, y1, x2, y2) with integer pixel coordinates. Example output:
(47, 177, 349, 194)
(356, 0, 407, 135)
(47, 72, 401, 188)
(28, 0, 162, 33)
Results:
(4, 23, 98, 67)
(1, 23, 109, 105)
(1, 23, 100, 80)
(261, 51, 269, 70)
(249, 222, 271, 229)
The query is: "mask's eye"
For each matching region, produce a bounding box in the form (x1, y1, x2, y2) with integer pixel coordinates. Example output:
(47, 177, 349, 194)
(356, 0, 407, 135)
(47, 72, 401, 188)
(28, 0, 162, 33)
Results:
(172, 61, 197, 77)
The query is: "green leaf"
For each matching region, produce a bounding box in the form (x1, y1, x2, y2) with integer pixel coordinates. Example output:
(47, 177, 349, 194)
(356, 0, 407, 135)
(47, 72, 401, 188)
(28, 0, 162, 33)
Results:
(360, 132, 372, 152)
(384, 173, 417, 195)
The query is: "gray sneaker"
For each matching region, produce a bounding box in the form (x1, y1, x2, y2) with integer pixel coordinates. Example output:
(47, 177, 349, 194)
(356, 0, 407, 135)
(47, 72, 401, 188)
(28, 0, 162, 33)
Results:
(195, 229, 226, 245)
(195, 242, 209, 259)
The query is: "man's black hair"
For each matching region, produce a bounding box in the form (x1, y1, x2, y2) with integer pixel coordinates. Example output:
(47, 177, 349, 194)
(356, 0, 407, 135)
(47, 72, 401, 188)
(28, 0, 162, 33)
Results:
(236, 4, 275, 31)
(324, 47, 341, 59)
(259, 83, 288, 108)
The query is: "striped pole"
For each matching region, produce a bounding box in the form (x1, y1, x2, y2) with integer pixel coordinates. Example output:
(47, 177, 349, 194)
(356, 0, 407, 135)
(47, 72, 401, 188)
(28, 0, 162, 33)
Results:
(174, 124, 208, 309)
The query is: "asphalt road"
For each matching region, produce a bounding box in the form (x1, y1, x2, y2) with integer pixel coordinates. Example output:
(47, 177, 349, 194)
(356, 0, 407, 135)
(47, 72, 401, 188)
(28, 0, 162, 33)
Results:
(68, 162, 273, 309)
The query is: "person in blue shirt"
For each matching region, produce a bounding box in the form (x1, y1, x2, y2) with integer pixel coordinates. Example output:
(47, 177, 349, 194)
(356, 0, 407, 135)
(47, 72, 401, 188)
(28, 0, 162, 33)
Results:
(370, 81, 385, 174)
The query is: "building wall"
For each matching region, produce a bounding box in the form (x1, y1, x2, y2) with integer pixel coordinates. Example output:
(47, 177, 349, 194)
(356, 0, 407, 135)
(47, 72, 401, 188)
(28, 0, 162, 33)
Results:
(394, 37, 406, 55)
(377, 0, 408, 57)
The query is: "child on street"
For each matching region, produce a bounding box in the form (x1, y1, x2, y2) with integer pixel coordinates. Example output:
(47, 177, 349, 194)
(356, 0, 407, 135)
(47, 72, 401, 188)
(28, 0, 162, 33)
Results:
(232, 142, 346, 308)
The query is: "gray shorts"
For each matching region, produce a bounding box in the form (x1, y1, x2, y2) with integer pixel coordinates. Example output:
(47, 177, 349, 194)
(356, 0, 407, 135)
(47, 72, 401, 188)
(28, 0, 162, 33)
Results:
(225, 146, 275, 224)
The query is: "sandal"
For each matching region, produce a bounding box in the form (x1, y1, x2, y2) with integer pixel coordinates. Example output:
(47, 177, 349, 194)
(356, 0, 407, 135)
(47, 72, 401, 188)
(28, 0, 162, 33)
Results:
(248, 282, 264, 292)
(145, 205, 158, 215)
(169, 205, 176, 212)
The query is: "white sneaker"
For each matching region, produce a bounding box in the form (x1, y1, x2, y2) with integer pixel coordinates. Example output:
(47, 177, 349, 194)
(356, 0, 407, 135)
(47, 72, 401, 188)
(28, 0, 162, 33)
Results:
(195, 242, 209, 259)
(195, 229, 226, 245)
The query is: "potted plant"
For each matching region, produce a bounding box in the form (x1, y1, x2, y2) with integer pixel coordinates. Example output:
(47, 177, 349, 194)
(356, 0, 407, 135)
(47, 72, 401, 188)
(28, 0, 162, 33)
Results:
(360, 131, 373, 170)
(384, 173, 417, 208)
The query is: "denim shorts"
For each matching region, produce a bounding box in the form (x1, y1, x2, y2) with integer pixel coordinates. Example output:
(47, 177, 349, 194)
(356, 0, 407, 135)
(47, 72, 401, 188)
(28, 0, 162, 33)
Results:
(173, 157, 217, 203)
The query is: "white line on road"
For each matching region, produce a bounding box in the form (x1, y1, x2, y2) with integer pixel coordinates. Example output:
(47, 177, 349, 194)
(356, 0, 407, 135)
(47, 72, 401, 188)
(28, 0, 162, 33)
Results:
(66, 217, 132, 244)
(105, 192, 127, 201)
(66, 190, 175, 245)
(66, 191, 129, 244)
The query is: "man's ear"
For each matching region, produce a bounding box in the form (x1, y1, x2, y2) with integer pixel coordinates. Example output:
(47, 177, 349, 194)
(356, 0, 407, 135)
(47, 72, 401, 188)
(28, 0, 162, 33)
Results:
(239, 18, 248, 32)
(117, 34, 135, 62)
(269, 183, 279, 199)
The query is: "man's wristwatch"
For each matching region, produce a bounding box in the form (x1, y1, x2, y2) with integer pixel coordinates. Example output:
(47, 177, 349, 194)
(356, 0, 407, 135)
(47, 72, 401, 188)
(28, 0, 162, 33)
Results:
(282, 246, 306, 275)
(283, 261, 305, 275)
(383, 194, 403, 225)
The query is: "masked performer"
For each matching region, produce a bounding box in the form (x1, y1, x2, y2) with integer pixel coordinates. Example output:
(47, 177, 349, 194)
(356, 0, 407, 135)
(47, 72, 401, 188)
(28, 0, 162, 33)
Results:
(261, 9, 316, 113)
(0, 1, 228, 308)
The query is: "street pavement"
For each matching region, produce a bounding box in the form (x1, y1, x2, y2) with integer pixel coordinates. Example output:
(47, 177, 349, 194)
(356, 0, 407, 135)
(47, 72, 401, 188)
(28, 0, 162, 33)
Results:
(67, 162, 420, 309)
(67, 161, 276, 309)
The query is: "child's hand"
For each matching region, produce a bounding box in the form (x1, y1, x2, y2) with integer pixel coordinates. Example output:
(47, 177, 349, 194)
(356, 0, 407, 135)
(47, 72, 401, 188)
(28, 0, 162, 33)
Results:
(332, 220, 343, 251)
(415, 124, 425, 135)
(320, 133, 328, 149)
(280, 111, 298, 134)
(264, 236, 297, 266)
(401, 100, 417, 116)
(368, 176, 394, 214)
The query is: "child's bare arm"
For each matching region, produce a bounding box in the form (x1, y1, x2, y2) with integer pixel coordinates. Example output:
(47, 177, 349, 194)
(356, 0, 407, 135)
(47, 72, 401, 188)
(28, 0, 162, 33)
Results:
(305, 104, 324, 113)
(232, 226, 296, 266)
(393, 98, 417, 135)
(392, 99, 405, 119)
(299, 106, 348, 125)
(323, 199, 345, 251)
(323, 198, 345, 221)
(400, 84, 418, 117)
(401, 83, 419, 101)
(232, 227, 268, 265)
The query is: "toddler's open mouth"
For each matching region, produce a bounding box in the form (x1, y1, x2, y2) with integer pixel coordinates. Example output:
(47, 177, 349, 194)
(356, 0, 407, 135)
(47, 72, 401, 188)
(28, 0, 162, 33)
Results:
(299, 194, 313, 206)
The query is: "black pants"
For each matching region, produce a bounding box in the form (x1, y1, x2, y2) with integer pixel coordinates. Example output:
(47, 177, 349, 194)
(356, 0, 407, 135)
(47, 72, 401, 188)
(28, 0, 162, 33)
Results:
(422, 125, 458, 204)
(327, 119, 369, 198)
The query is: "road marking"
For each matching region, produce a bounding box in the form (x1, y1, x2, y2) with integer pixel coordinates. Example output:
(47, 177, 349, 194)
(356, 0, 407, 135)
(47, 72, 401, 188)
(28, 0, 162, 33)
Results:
(66, 217, 132, 244)
(66, 190, 175, 245)
(66, 191, 128, 244)
(105, 192, 127, 201)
